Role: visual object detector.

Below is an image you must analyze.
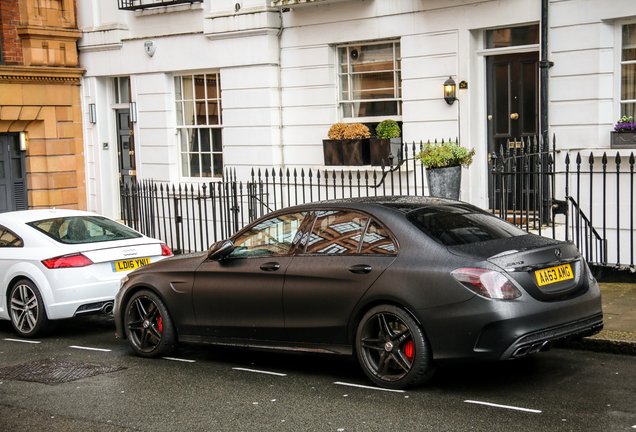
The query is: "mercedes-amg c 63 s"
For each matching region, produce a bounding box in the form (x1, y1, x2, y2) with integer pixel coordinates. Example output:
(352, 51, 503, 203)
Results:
(114, 197, 602, 389)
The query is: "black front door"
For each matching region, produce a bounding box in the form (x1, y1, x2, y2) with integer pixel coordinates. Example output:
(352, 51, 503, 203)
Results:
(487, 52, 539, 210)
(116, 109, 136, 186)
(0, 134, 28, 213)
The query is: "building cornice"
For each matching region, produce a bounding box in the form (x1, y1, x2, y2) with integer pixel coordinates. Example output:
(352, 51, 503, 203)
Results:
(16, 26, 82, 42)
(0, 66, 84, 85)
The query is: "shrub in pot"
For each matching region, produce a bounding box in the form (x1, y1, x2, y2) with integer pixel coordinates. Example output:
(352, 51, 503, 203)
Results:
(416, 140, 475, 200)
(370, 120, 402, 166)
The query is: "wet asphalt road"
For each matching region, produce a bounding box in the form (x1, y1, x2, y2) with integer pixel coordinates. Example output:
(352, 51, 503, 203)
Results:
(0, 314, 635, 432)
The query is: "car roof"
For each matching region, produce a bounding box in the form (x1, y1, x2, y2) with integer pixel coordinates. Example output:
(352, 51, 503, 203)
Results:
(313, 196, 467, 213)
(0, 209, 105, 225)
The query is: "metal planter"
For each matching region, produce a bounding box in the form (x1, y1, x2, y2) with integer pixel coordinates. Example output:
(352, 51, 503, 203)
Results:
(426, 165, 462, 200)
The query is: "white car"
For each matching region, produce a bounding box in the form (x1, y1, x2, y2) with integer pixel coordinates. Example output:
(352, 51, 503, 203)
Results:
(0, 209, 172, 337)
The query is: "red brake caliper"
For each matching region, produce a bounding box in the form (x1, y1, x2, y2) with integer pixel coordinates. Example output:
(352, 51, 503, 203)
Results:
(157, 315, 163, 333)
(404, 339, 414, 360)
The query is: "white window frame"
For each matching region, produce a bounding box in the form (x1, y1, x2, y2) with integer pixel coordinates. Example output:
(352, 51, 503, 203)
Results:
(617, 20, 636, 119)
(174, 72, 223, 180)
(336, 40, 402, 123)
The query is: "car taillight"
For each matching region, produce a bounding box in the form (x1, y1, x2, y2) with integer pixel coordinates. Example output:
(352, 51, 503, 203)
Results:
(451, 268, 522, 300)
(161, 243, 173, 257)
(42, 253, 93, 269)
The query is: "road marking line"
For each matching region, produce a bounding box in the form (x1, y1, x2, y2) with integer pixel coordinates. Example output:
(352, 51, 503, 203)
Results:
(334, 382, 406, 393)
(3, 338, 41, 344)
(162, 357, 196, 363)
(464, 400, 542, 414)
(69, 345, 111, 352)
(232, 367, 287, 377)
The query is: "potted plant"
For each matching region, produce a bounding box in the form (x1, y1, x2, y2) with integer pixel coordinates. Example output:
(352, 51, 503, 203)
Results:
(416, 140, 475, 200)
(611, 116, 636, 148)
(323, 123, 348, 165)
(342, 123, 371, 165)
(370, 120, 403, 166)
(322, 123, 371, 165)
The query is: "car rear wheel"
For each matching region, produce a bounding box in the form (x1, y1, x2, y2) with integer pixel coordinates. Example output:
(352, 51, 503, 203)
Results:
(125, 290, 176, 358)
(9, 279, 54, 338)
(356, 304, 435, 389)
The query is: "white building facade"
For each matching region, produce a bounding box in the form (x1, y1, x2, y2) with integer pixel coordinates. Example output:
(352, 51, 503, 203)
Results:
(77, 0, 636, 225)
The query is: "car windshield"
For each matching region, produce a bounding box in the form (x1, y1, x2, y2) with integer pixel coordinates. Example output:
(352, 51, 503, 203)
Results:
(27, 215, 142, 245)
(406, 204, 526, 246)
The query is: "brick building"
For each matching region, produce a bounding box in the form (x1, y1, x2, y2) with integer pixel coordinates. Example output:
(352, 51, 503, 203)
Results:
(0, 0, 85, 212)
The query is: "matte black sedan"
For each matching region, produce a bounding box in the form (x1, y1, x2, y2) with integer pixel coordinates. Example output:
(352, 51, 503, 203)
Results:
(114, 197, 603, 389)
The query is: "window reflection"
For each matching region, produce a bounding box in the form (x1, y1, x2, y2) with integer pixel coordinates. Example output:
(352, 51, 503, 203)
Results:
(0, 226, 23, 247)
(301, 211, 398, 255)
(231, 212, 306, 257)
(305, 211, 368, 254)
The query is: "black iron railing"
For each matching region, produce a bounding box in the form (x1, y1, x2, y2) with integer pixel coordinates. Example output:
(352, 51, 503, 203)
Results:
(120, 137, 636, 269)
(118, 0, 202, 11)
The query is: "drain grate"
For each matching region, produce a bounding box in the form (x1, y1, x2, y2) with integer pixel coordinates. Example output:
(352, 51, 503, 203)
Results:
(0, 358, 126, 384)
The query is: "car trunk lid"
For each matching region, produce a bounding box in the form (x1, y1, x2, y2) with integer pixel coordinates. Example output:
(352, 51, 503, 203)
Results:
(449, 235, 586, 301)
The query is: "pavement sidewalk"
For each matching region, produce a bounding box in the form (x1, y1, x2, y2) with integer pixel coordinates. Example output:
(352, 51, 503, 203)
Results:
(574, 281, 636, 355)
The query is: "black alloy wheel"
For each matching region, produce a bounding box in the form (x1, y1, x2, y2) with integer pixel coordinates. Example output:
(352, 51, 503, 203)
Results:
(125, 290, 176, 358)
(9, 279, 54, 338)
(356, 304, 435, 389)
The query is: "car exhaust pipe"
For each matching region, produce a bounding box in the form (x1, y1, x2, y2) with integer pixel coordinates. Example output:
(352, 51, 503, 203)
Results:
(101, 302, 114, 315)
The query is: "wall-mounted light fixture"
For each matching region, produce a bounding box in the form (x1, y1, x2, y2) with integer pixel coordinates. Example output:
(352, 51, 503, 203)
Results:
(89, 103, 97, 124)
(444, 76, 457, 105)
(19, 131, 28, 151)
(129, 102, 137, 123)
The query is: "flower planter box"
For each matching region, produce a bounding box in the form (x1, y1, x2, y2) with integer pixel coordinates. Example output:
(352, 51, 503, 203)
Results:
(369, 138, 403, 166)
(611, 131, 636, 149)
(323, 139, 370, 166)
(323, 139, 344, 165)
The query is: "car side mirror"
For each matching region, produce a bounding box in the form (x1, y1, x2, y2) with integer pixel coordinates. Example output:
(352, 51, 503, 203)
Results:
(207, 239, 235, 261)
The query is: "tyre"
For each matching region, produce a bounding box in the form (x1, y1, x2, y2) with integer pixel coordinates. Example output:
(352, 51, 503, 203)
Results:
(9, 279, 54, 338)
(124, 290, 177, 358)
(355, 304, 436, 389)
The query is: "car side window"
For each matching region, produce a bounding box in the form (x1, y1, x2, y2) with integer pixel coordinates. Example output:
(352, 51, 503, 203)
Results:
(28, 216, 142, 244)
(360, 220, 397, 254)
(231, 211, 307, 258)
(0, 225, 23, 248)
(304, 210, 368, 255)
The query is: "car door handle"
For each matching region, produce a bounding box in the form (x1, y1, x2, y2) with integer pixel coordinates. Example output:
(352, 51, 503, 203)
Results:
(260, 262, 281, 272)
(348, 264, 372, 274)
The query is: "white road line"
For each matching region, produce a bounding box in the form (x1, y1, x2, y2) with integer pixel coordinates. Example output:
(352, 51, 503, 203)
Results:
(3, 338, 41, 344)
(464, 400, 542, 414)
(334, 382, 406, 393)
(69, 345, 111, 352)
(162, 357, 196, 363)
(232, 367, 287, 377)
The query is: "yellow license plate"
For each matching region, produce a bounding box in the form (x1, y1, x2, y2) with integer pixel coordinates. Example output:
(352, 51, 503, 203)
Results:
(111, 257, 151, 272)
(535, 263, 573, 286)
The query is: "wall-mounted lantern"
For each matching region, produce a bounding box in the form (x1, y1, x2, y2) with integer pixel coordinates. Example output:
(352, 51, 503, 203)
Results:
(444, 77, 457, 105)
(89, 103, 97, 124)
(129, 102, 137, 123)
(19, 131, 28, 151)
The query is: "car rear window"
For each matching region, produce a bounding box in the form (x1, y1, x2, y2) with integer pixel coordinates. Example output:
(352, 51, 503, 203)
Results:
(406, 204, 526, 246)
(27, 216, 142, 245)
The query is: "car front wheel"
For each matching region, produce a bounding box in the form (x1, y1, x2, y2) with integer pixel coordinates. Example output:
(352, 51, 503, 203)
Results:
(9, 279, 54, 338)
(124, 290, 177, 358)
(356, 304, 435, 389)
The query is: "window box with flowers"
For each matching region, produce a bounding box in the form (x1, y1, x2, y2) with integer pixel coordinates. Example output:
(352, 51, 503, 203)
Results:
(323, 123, 371, 166)
(611, 116, 636, 148)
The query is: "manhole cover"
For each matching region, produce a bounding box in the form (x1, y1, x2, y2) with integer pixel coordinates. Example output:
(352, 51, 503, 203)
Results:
(0, 358, 126, 385)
